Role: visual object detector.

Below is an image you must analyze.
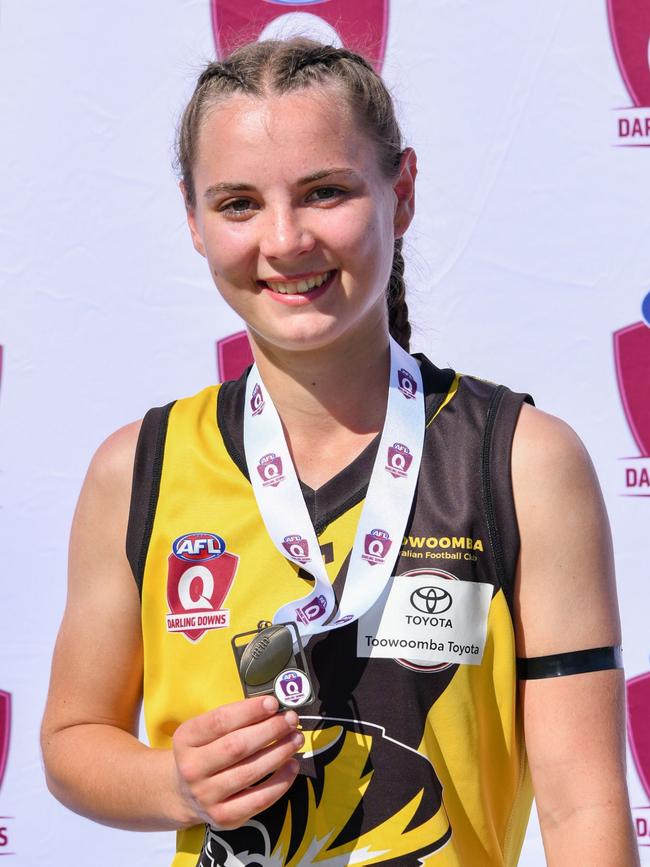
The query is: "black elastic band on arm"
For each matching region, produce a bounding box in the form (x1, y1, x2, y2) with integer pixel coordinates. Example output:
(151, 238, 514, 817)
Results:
(517, 646, 622, 680)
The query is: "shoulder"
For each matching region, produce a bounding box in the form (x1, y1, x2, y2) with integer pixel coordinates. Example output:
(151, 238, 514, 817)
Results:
(511, 403, 596, 502)
(85, 419, 143, 499)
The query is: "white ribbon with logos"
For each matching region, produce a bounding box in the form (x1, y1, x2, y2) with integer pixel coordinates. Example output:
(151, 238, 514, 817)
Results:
(243, 337, 425, 641)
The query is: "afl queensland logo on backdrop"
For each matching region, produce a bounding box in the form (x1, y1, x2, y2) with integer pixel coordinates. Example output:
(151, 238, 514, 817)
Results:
(608, 1, 650, 145)
(627, 671, 650, 847)
(0, 691, 11, 856)
(613, 291, 650, 496)
(211, 0, 389, 72)
(0, 692, 10, 792)
(166, 533, 239, 642)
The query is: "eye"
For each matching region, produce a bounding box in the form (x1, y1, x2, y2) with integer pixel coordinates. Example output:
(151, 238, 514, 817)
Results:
(219, 198, 257, 218)
(307, 186, 345, 203)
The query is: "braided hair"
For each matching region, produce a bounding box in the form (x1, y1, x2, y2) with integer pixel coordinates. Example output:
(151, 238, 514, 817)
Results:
(176, 39, 411, 351)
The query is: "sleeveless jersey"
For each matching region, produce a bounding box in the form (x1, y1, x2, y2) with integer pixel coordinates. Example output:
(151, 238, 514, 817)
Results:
(127, 356, 534, 867)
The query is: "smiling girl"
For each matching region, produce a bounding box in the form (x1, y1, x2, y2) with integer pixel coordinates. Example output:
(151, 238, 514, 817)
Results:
(41, 39, 638, 866)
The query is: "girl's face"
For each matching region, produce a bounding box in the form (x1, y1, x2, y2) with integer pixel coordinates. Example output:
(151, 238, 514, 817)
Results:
(185, 87, 416, 355)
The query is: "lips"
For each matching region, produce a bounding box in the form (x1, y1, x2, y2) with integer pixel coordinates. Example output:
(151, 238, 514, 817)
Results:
(260, 270, 334, 295)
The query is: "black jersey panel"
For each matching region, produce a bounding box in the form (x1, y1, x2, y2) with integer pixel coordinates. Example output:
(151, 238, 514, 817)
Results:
(126, 402, 175, 596)
(485, 388, 534, 613)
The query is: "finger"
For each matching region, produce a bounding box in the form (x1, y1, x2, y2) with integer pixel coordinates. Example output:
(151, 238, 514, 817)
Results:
(207, 759, 301, 831)
(175, 696, 282, 749)
(213, 729, 305, 800)
(192, 712, 304, 778)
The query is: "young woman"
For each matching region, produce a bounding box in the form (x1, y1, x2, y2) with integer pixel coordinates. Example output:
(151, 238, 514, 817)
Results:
(41, 39, 638, 866)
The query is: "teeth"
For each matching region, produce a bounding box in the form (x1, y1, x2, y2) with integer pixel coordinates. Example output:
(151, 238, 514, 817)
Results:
(266, 271, 331, 294)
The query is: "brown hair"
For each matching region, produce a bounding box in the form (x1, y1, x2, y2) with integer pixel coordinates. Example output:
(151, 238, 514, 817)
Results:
(177, 38, 411, 350)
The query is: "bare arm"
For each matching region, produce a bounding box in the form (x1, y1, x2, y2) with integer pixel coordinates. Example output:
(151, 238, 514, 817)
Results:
(41, 424, 302, 831)
(512, 404, 638, 866)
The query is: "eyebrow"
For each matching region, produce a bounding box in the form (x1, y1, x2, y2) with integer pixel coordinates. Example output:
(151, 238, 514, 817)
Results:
(203, 167, 358, 200)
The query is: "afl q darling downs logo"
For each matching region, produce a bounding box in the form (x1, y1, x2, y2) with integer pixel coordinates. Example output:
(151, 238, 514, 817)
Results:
(613, 291, 650, 496)
(608, 1, 650, 145)
(166, 533, 239, 642)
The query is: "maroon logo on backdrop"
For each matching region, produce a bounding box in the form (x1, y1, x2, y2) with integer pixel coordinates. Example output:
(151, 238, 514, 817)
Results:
(217, 331, 254, 383)
(0, 691, 10, 792)
(166, 532, 239, 641)
(257, 453, 285, 487)
(296, 593, 327, 624)
(211, 0, 389, 72)
(362, 528, 392, 565)
(628, 673, 650, 801)
(283, 534, 310, 563)
(386, 442, 413, 479)
(607, 2, 650, 145)
(613, 291, 650, 496)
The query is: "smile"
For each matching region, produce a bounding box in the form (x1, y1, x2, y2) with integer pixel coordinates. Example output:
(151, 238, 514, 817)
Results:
(262, 271, 333, 295)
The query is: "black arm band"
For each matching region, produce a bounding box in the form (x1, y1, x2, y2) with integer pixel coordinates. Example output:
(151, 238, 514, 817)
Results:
(517, 646, 623, 680)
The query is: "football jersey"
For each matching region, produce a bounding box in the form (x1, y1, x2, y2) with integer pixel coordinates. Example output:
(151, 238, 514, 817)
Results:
(127, 356, 534, 866)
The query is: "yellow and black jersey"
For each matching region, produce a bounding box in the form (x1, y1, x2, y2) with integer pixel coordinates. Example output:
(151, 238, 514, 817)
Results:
(127, 356, 534, 866)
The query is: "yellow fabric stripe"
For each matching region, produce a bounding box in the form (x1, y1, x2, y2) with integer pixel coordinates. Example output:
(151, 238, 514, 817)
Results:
(426, 372, 462, 429)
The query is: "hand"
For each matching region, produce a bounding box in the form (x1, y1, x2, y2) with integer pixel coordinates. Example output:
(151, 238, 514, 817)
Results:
(172, 695, 304, 830)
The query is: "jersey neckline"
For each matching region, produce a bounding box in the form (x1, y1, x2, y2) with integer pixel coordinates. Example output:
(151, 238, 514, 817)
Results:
(216, 354, 455, 535)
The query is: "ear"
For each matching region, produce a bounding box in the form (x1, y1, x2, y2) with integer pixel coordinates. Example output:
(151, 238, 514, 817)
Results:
(393, 147, 417, 239)
(180, 180, 206, 258)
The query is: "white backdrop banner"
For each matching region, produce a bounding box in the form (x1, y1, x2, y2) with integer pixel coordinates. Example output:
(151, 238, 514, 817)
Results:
(0, 0, 649, 863)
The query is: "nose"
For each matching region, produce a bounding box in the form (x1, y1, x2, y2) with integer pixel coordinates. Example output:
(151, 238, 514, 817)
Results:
(258, 205, 315, 262)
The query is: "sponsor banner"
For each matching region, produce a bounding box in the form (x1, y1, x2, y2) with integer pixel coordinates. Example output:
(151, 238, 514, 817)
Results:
(358, 570, 492, 665)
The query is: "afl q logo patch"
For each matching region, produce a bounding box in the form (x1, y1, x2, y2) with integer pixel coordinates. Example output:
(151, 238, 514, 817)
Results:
(410, 586, 453, 615)
(166, 533, 239, 642)
(211, 0, 389, 72)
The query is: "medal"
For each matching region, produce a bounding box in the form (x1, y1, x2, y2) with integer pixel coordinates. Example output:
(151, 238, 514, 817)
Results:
(232, 622, 314, 709)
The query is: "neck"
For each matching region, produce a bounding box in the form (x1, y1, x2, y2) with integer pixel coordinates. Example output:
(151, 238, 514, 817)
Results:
(248, 324, 394, 487)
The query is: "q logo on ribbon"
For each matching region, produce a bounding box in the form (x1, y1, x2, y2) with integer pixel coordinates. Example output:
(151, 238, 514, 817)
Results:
(211, 0, 389, 72)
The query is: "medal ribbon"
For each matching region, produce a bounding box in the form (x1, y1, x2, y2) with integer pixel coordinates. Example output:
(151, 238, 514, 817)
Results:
(243, 337, 425, 643)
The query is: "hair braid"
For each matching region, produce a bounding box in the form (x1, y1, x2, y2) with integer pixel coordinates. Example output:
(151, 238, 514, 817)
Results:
(387, 238, 411, 351)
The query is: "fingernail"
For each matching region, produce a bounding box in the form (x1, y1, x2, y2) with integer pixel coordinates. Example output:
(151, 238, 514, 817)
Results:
(292, 731, 304, 747)
(284, 711, 299, 727)
(289, 758, 300, 774)
(263, 696, 279, 712)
